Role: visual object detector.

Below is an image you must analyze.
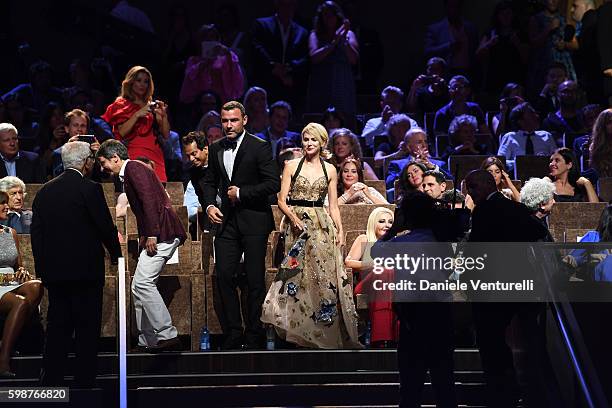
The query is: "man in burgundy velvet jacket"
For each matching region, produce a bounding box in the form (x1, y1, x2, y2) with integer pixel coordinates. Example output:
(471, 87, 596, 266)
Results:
(97, 139, 186, 351)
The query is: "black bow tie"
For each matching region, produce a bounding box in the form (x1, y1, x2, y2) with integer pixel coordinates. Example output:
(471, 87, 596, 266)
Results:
(222, 138, 238, 151)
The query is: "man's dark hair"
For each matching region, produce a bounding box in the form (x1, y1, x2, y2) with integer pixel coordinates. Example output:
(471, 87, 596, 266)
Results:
(269, 100, 292, 119)
(29, 60, 52, 80)
(464, 169, 497, 205)
(222, 100, 246, 117)
(400, 191, 437, 230)
(423, 170, 446, 185)
(96, 139, 129, 160)
(182, 130, 209, 150)
(548, 61, 568, 75)
(509, 102, 535, 129)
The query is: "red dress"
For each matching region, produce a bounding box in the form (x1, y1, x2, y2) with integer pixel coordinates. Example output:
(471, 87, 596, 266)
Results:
(354, 268, 399, 345)
(102, 97, 167, 182)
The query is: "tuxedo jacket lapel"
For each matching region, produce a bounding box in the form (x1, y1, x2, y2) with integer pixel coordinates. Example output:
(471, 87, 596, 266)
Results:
(231, 134, 250, 183)
(216, 144, 230, 185)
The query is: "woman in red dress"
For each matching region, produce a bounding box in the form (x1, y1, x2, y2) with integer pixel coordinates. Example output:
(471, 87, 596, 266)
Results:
(102, 66, 170, 182)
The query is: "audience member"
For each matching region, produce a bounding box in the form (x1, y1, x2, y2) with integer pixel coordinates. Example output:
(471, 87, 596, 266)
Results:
(520, 177, 556, 241)
(598, 0, 612, 107)
(321, 106, 346, 134)
(588, 108, 612, 178)
(476, 1, 528, 95)
(110, 0, 155, 33)
(571, 0, 602, 105)
(528, 0, 576, 95)
(3, 93, 39, 152)
(65, 87, 114, 143)
(348, 207, 397, 347)
(433, 75, 487, 135)
(480, 156, 520, 202)
(0, 123, 44, 183)
(406, 58, 450, 114)
(424, 0, 478, 79)
(307, 1, 359, 115)
(102, 66, 170, 182)
(329, 128, 378, 180)
(542, 80, 587, 142)
(421, 170, 447, 200)
(498, 102, 558, 167)
(277, 147, 303, 173)
(65, 59, 107, 117)
(243, 86, 269, 134)
(385, 128, 447, 193)
(533, 62, 569, 116)
(546, 147, 598, 202)
(215, 4, 250, 85)
(361, 86, 417, 149)
(572, 104, 602, 161)
(374, 114, 413, 167)
(0, 177, 32, 233)
(0, 190, 43, 378)
(35, 102, 65, 178)
(196, 110, 221, 133)
(491, 83, 525, 141)
(395, 162, 427, 205)
(335, 158, 387, 204)
(2, 61, 63, 116)
(179, 24, 245, 105)
(443, 114, 491, 159)
(256, 100, 300, 158)
(251, 0, 309, 108)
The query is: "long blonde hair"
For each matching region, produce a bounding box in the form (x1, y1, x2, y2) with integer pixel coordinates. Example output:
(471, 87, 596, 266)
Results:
(301, 122, 332, 159)
(366, 207, 394, 242)
(120, 66, 154, 103)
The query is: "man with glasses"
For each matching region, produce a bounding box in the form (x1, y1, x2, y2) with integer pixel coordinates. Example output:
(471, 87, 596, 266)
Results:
(433, 75, 488, 135)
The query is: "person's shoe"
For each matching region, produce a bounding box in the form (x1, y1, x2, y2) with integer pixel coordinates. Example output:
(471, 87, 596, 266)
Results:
(148, 337, 181, 353)
(0, 370, 16, 378)
(221, 334, 244, 350)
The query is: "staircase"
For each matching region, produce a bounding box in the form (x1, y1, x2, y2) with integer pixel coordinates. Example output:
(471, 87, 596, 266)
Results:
(0, 348, 486, 407)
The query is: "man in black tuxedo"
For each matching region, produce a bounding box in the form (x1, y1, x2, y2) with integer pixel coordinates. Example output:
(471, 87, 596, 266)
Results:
(251, 0, 309, 109)
(203, 101, 280, 349)
(465, 170, 561, 408)
(31, 141, 121, 387)
(0, 123, 44, 183)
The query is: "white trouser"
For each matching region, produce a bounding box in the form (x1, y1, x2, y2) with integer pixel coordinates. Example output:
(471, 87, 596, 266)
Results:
(132, 238, 180, 346)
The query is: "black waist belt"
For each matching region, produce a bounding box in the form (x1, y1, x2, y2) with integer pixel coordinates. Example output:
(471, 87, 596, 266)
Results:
(288, 199, 324, 207)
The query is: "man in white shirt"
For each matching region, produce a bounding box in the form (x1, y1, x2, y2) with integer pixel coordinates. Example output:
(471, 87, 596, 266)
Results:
(498, 102, 558, 169)
(361, 86, 418, 149)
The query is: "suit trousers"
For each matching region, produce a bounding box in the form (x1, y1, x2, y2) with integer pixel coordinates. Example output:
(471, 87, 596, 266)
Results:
(214, 215, 268, 342)
(132, 238, 180, 346)
(41, 282, 103, 387)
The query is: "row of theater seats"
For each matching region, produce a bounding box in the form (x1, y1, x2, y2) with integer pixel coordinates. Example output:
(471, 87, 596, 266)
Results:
(15, 179, 610, 350)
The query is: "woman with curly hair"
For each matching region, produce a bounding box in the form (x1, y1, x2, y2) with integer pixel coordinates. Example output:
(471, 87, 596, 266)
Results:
(589, 109, 612, 178)
(328, 128, 378, 180)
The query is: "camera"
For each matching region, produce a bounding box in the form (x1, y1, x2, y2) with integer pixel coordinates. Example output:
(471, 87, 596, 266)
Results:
(149, 101, 159, 112)
(77, 135, 95, 144)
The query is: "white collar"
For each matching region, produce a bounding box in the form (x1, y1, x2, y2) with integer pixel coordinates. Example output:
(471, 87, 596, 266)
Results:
(66, 167, 84, 177)
(7, 210, 20, 218)
(119, 159, 131, 181)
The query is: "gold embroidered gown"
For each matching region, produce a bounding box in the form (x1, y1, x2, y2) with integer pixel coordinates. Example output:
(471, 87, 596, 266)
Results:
(261, 174, 361, 349)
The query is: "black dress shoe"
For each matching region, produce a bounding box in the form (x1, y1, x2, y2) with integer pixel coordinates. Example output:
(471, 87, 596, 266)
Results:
(221, 335, 244, 350)
(148, 337, 181, 353)
(0, 370, 16, 378)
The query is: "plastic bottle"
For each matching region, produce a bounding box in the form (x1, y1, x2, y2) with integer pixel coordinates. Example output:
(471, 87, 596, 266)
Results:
(364, 321, 372, 348)
(266, 325, 276, 350)
(200, 326, 210, 351)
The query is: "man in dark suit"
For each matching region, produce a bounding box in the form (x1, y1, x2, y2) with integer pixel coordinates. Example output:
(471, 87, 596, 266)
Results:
(598, 0, 612, 106)
(0, 123, 44, 183)
(255, 100, 301, 159)
(182, 130, 212, 236)
(251, 0, 309, 109)
(465, 170, 561, 407)
(97, 140, 187, 351)
(203, 101, 280, 349)
(31, 141, 121, 387)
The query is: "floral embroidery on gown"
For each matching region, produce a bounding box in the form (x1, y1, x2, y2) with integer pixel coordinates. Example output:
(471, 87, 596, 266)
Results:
(261, 161, 361, 349)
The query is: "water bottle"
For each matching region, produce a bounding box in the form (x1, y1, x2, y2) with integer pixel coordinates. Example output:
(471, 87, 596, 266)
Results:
(364, 321, 372, 348)
(266, 325, 276, 350)
(200, 326, 210, 351)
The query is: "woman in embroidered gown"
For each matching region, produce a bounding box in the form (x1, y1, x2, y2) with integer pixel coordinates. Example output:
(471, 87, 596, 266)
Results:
(261, 123, 361, 349)
(102, 66, 170, 182)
